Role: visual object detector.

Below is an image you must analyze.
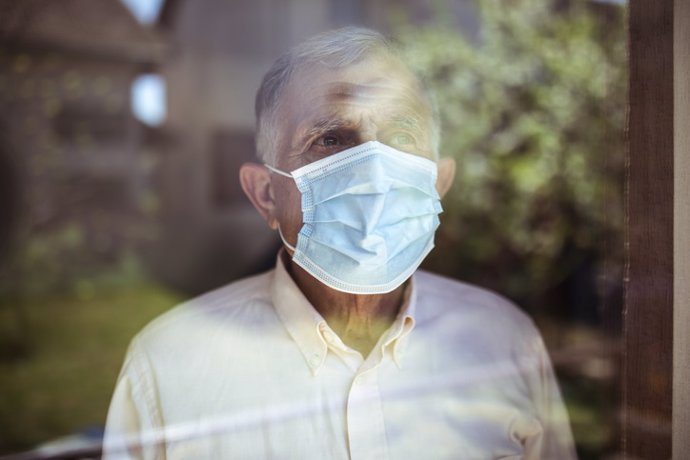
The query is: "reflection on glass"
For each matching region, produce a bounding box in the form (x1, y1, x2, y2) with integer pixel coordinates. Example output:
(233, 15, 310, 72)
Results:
(0, 1, 626, 459)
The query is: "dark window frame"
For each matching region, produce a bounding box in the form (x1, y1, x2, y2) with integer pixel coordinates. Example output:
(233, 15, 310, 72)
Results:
(623, 0, 689, 457)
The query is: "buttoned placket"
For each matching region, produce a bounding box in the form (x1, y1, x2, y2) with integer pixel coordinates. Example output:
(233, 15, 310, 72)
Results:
(317, 322, 408, 460)
(347, 366, 388, 460)
(272, 255, 418, 459)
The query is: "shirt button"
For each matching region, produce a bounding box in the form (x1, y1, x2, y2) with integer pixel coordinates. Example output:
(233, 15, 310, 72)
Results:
(309, 354, 321, 366)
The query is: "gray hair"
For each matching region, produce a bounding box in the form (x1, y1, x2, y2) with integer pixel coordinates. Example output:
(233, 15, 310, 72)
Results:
(254, 27, 440, 165)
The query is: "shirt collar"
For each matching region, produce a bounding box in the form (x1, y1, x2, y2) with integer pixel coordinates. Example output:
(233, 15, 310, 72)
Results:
(271, 252, 328, 374)
(270, 251, 417, 374)
(382, 278, 416, 369)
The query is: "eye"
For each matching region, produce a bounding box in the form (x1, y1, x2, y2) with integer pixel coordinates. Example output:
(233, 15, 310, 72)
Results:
(390, 132, 415, 147)
(317, 134, 339, 147)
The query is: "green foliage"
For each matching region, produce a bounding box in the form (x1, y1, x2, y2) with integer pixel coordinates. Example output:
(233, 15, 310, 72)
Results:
(398, 0, 627, 302)
(0, 280, 181, 453)
(0, 226, 146, 301)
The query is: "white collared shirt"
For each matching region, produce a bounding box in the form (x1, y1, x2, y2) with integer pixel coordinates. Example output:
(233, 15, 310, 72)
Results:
(103, 255, 576, 459)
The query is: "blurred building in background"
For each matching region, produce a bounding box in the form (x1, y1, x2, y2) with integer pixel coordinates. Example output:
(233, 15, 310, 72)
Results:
(0, 0, 165, 292)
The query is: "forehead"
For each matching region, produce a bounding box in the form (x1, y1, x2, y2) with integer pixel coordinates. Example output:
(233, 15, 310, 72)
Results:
(278, 55, 432, 129)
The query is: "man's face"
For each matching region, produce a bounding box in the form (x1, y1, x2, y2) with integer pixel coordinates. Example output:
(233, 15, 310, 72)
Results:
(269, 54, 438, 246)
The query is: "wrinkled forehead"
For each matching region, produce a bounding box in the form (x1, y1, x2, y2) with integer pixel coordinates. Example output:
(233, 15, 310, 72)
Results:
(278, 55, 433, 123)
(304, 55, 423, 93)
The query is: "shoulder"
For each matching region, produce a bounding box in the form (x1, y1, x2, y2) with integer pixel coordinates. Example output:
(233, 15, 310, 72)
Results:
(131, 269, 278, 354)
(412, 270, 539, 342)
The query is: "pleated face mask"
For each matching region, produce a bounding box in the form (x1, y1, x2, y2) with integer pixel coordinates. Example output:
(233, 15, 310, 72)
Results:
(265, 141, 443, 294)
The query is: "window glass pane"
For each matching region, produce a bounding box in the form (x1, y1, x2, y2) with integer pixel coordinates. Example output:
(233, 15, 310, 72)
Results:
(0, 1, 626, 458)
(131, 74, 166, 126)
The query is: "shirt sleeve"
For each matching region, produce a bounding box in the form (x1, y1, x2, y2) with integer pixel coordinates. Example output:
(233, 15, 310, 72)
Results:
(102, 339, 166, 460)
(521, 333, 578, 460)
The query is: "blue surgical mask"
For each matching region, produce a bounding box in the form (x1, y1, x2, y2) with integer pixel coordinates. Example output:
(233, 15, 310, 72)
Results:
(265, 141, 442, 294)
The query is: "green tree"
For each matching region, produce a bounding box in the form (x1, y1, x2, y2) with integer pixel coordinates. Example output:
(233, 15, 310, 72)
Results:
(398, 0, 627, 308)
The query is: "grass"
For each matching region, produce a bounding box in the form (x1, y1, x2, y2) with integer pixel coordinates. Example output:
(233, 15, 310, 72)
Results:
(0, 278, 182, 455)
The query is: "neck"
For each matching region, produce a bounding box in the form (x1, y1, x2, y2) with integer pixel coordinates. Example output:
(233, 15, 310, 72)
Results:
(284, 252, 405, 357)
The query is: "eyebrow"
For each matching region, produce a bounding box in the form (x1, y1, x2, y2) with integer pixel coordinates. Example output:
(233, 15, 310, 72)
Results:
(290, 110, 428, 152)
(311, 111, 422, 135)
(305, 117, 350, 139)
(387, 113, 424, 131)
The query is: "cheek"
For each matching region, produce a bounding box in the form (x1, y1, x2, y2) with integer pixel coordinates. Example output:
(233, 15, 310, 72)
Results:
(274, 182, 304, 236)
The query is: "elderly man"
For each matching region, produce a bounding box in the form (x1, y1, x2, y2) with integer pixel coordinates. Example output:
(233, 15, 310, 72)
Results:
(103, 27, 576, 459)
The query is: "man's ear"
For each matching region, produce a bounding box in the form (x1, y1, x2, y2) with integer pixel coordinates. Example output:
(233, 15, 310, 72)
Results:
(239, 163, 279, 230)
(436, 157, 456, 198)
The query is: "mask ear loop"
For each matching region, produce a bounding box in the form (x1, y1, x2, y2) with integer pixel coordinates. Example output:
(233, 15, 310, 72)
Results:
(264, 163, 293, 178)
(265, 164, 298, 253)
(277, 226, 297, 253)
